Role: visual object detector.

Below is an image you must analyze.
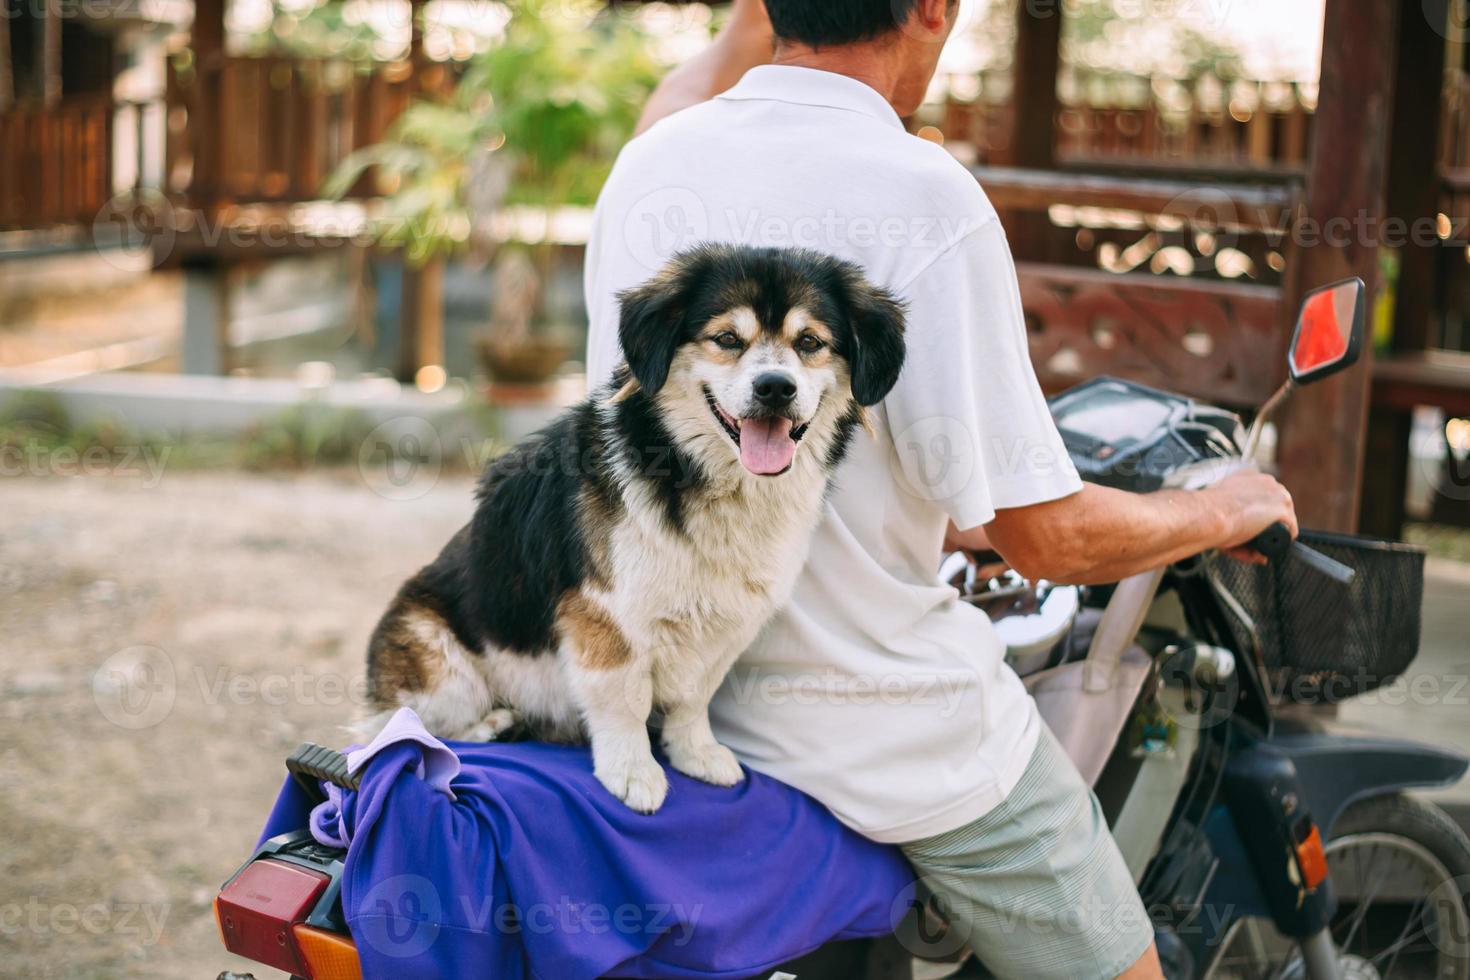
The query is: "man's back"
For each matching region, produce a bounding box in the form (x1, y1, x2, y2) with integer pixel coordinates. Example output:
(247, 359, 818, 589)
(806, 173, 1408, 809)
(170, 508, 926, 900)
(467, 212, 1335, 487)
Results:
(585, 65, 1081, 842)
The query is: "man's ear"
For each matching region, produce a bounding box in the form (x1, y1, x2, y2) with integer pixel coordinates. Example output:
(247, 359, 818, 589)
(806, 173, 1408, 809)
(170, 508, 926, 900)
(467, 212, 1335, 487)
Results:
(908, 0, 955, 39)
(843, 277, 907, 406)
(616, 275, 687, 396)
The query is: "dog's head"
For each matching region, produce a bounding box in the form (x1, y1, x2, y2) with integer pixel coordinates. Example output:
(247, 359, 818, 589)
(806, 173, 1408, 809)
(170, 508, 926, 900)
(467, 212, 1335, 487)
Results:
(615, 245, 906, 478)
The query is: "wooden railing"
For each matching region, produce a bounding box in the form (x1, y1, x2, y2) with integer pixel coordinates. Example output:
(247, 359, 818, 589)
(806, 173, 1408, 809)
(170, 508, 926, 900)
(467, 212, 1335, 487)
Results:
(968, 168, 1293, 406)
(0, 95, 113, 230)
(937, 72, 1316, 170)
(974, 166, 1298, 231)
(164, 55, 424, 206)
(0, 55, 420, 232)
(1018, 262, 1285, 406)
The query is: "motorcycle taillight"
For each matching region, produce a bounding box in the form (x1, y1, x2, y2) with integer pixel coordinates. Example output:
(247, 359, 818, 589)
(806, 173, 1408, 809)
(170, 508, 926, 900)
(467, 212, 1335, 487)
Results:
(215, 858, 330, 976)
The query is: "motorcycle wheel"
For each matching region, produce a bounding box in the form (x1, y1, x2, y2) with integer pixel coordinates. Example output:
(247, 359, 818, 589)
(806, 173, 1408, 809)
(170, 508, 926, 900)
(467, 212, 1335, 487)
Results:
(1208, 793, 1470, 980)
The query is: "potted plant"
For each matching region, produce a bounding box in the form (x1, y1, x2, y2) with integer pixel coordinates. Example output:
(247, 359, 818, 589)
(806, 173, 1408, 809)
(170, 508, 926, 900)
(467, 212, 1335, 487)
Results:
(327, 0, 658, 386)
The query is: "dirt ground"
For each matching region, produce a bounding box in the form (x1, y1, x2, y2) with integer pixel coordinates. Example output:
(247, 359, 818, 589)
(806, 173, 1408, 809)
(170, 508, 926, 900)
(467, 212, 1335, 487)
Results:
(4, 467, 1469, 980)
(0, 468, 478, 979)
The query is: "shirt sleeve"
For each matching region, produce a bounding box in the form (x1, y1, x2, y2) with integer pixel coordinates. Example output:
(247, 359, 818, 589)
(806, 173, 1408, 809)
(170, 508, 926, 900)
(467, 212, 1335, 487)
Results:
(582, 198, 621, 391)
(883, 218, 1082, 530)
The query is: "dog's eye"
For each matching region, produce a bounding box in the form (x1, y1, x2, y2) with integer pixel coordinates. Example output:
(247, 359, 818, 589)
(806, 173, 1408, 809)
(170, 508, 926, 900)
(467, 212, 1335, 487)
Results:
(795, 333, 826, 354)
(711, 331, 744, 351)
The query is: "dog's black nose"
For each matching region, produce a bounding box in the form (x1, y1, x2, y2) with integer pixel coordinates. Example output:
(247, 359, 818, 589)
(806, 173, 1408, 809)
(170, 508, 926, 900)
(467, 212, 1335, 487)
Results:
(753, 372, 797, 408)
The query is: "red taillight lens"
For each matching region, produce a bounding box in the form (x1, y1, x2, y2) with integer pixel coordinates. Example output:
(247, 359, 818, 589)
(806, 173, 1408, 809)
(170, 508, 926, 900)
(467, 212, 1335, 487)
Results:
(216, 859, 330, 976)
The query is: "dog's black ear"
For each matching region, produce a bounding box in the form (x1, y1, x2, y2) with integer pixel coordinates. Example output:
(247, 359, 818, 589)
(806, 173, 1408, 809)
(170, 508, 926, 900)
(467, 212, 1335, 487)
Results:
(617, 268, 691, 395)
(843, 276, 907, 406)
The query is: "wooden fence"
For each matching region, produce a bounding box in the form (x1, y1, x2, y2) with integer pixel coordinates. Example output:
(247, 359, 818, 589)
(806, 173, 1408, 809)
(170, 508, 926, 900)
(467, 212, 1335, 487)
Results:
(0, 94, 112, 230)
(937, 70, 1316, 171)
(165, 54, 424, 206)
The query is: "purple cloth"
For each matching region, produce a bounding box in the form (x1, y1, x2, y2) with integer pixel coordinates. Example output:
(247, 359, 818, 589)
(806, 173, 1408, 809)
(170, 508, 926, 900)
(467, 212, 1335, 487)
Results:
(307, 708, 463, 850)
(258, 715, 914, 979)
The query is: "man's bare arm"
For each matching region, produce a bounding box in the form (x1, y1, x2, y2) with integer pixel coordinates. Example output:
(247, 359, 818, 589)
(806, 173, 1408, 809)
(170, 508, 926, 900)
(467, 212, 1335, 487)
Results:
(635, 0, 773, 135)
(953, 471, 1297, 586)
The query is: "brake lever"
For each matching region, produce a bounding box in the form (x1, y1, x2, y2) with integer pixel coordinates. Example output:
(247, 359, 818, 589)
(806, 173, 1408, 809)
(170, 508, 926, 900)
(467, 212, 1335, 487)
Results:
(1245, 522, 1356, 585)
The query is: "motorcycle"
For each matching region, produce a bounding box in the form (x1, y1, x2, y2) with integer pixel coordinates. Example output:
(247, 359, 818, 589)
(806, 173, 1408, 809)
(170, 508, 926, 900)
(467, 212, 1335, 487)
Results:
(214, 277, 1470, 980)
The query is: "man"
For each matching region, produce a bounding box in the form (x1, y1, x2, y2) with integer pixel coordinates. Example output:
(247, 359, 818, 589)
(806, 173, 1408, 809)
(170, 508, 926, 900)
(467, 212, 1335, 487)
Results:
(583, 2, 1297, 976)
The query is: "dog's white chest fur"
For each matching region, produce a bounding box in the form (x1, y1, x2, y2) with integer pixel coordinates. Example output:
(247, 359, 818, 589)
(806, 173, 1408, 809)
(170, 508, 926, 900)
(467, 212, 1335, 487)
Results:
(610, 470, 825, 657)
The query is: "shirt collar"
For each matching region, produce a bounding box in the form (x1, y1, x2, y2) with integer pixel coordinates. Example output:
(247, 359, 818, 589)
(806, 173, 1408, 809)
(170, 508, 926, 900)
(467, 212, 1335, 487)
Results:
(717, 65, 905, 131)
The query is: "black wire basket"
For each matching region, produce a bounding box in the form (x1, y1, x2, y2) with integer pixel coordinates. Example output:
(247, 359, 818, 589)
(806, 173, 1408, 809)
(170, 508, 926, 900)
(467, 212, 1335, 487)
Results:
(1209, 530, 1426, 704)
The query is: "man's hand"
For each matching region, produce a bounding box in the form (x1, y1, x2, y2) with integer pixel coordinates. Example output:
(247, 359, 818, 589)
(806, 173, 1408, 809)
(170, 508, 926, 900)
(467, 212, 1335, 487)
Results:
(1208, 470, 1298, 566)
(969, 473, 1300, 586)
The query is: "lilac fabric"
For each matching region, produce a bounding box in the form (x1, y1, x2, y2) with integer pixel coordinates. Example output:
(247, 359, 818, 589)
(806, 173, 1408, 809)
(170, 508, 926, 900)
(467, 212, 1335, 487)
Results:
(305, 708, 463, 850)
(346, 707, 462, 799)
(257, 717, 914, 979)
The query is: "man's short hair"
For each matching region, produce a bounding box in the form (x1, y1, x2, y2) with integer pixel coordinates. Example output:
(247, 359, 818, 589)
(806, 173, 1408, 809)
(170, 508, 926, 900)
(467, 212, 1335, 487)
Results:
(762, 0, 923, 46)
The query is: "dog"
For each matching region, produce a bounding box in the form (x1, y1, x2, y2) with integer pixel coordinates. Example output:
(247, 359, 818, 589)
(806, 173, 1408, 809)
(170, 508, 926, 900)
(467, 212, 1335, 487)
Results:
(364, 244, 906, 812)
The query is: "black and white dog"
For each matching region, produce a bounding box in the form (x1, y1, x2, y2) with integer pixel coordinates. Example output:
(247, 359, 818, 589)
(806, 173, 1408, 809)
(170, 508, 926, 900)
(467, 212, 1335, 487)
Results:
(365, 244, 906, 812)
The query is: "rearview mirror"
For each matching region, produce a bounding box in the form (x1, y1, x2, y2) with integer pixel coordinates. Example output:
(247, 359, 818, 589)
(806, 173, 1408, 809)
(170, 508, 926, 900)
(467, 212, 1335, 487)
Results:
(1288, 278, 1366, 385)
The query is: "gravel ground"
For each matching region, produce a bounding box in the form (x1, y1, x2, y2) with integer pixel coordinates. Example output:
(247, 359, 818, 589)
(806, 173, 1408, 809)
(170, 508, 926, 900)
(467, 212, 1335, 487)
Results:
(0, 469, 477, 980)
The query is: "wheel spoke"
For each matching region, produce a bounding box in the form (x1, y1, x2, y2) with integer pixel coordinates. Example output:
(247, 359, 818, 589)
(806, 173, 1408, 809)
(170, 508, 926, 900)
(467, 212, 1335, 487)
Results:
(1337, 843, 1392, 955)
(1373, 896, 1430, 977)
(1211, 825, 1470, 980)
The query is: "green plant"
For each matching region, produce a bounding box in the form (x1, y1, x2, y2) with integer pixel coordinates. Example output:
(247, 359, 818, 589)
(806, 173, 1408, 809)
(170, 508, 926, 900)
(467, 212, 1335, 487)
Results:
(239, 403, 374, 470)
(325, 0, 659, 267)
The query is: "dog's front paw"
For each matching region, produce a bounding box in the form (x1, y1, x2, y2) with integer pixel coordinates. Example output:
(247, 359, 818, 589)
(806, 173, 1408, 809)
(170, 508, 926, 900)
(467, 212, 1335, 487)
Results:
(596, 754, 669, 813)
(665, 739, 745, 788)
(458, 708, 518, 742)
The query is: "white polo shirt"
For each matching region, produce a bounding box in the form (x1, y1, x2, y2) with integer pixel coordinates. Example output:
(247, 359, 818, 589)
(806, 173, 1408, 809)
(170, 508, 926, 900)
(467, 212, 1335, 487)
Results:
(584, 65, 1082, 842)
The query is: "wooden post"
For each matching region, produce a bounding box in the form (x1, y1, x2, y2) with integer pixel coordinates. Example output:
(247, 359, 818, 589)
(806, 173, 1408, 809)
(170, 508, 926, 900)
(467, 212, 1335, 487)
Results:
(1359, 0, 1450, 538)
(0, 0, 14, 111)
(39, 0, 60, 107)
(1386, 0, 1448, 354)
(1004, 0, 1063, 261)
(397, 259, 444, 383)
(181, 258, 231, 375)
(1275, 0, 1401, 532)
(189, 0, 226, 215)
(410, 0, 427, 65)
(1010, 0, 1062, 170)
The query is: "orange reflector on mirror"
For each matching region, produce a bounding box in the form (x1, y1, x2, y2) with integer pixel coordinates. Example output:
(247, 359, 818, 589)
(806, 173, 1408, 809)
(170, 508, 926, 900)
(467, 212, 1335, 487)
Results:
(293, 924, 363, 980)
(1296, 825, 1329, 890)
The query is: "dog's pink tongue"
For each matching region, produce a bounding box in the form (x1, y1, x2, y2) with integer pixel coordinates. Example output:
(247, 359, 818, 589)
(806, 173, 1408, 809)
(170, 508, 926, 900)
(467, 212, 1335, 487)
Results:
(739, 417, 796, 475)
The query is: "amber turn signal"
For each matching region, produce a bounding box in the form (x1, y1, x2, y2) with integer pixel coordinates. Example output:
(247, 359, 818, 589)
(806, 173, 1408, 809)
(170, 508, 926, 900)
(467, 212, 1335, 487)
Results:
(1296, 824, 1329, 891)
(293, 924, 364, 980)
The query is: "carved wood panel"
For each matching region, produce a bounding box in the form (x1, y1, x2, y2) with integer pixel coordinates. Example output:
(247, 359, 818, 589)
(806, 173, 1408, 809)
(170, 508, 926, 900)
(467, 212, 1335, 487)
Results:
(1017, 263, 1287, 406)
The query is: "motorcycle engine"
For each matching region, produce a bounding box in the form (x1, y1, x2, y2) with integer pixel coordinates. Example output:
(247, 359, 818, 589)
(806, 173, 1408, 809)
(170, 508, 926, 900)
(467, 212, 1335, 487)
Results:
(941, 552, 1083, 677)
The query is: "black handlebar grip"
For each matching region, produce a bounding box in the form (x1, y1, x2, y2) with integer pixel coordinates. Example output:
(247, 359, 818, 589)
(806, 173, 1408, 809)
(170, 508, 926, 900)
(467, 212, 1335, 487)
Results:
(1246, 521, 1293, 563)
(286, 742, 360, 803)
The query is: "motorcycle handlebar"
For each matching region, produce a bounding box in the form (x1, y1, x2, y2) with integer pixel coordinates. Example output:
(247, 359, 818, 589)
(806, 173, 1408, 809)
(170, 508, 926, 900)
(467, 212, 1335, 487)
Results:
(1247, 522, 1294, 563)
(1245, 522, 1356, 585)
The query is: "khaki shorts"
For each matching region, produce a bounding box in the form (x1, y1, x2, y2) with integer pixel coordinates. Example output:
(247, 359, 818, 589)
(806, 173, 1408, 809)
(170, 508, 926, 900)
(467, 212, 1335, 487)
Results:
(901, 725, 1155, 980)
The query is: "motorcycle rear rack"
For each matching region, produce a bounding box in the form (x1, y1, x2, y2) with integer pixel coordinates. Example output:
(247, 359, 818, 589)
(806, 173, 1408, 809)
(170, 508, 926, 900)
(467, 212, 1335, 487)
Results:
(285, 742, 359, 804)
